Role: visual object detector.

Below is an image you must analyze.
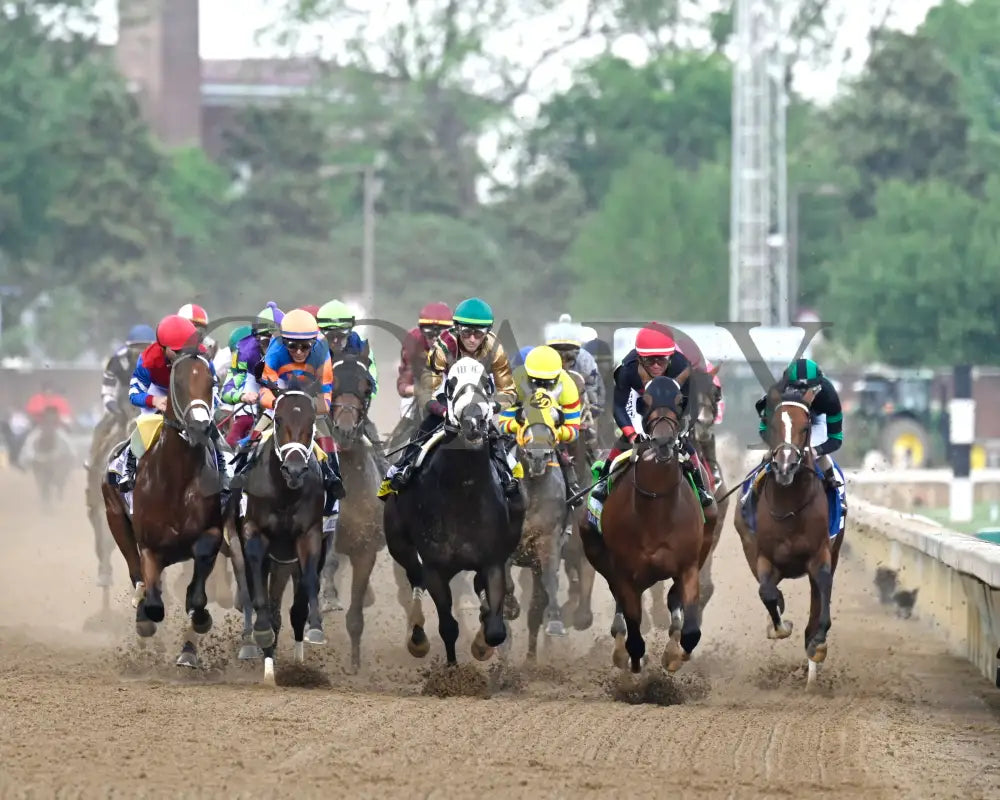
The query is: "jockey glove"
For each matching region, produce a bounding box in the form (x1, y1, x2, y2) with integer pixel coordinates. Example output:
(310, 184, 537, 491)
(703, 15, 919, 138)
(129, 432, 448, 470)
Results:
(425, 399, 447, 417)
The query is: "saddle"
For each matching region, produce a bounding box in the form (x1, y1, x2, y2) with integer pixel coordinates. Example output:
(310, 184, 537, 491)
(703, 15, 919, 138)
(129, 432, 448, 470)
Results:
(739, 461, 847, 538)
(231, 427, 327, 477)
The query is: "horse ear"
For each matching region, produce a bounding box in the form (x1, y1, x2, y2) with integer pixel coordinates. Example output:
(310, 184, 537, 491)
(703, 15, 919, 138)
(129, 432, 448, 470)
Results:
(642, 392, 653, 409)
(709, 362, 722, 377)
(675, 366, 691, 386)
(766, 384, 782, 409)
(803, 386, 818, 405)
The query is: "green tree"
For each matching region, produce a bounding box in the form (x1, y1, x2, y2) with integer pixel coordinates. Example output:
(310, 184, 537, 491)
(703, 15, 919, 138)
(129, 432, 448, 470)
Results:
(567, 151, 728, 322)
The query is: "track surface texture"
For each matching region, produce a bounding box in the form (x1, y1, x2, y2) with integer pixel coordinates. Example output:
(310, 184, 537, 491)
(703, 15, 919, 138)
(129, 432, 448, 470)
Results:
(1, 464, 998, 799)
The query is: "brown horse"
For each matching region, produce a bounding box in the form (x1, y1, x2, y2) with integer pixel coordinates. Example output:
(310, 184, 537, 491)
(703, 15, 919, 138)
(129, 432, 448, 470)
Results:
(324, 354, 386, 671)
(232, 387, 326, 684)
(580, 374, 715, 673)
(733, 384, 843, 687)
(102, 352, 226, 667)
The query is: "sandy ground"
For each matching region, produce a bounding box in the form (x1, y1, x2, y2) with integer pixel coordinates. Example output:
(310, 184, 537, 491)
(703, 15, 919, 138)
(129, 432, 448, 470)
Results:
(0, 465, 999, 799)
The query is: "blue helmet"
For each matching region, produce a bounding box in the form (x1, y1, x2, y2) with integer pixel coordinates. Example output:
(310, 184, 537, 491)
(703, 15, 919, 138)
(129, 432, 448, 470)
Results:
(514, 345, 533, 366)
(126, 324, 155, 346)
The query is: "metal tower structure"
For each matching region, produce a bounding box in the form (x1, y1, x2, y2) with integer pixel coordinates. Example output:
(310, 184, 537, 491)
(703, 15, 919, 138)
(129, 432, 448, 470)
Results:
(729, 0, 789, 326)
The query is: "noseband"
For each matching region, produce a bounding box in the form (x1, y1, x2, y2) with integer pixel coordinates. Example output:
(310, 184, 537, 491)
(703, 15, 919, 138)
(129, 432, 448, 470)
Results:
(770, 400, 812, 471)
(273, 390, 315, 465)
(167, 353, 215, 445)
(330, 361, 370, 438)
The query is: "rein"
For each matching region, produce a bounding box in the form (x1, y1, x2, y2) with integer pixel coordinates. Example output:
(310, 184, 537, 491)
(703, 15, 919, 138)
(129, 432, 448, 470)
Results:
(629, 415, 681, 500)
(763, 399, 821, 521)
(272, 390, 315, 465)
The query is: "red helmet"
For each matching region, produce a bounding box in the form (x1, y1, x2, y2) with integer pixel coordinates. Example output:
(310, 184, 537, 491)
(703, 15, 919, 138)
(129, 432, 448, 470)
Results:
(300, 304, 320, 317)
(156, 314, 198, 351)
(635, 325, 676, 358)
(177, 303, 209, 327)
(418, 302, 453, 327)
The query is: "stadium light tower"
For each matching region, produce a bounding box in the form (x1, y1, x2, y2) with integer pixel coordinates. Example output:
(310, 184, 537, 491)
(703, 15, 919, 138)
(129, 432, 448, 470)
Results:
(729, 0, 789, 326)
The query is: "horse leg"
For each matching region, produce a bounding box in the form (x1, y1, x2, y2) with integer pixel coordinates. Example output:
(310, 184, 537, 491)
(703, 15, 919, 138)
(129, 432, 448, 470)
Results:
(262, 562, 291, 685)
(526, 567, 545, 661)
(289, 568, 309, 666)
(298, 528, 325, 647)
(610, 599, 629, 669)
(572, 541, 596, 631)
(757, 555, 792, 639)
(186, 531, 222, 633)
(663, 566, 702, 672)
(103, 485, 142, 597)
(804, 545, 834, 686)
(226, 528, 262, 660)
(139, 547, 165, 626)
(345, 548, 378, 673)
(388, 537, 429, 658)
(243, 527, 276, 649)
(319, 535, 342, 613)
(541, 527, 566, 637)
(503, 557, 521, 621)
(425, 568, 461, 665)
(618, 582, 645, 673)
(483, 564, 508, 648)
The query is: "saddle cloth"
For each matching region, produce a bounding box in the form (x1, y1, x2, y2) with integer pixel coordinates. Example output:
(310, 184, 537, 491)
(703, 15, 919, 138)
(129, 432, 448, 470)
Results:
(739, 461, 846, 538)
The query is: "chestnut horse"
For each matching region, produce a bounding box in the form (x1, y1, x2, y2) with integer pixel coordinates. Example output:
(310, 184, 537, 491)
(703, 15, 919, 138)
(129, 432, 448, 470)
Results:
(232, 387, 326, 684)
(102, 352, 226, 667)
(733, 384, 844, 687)
(580, 374, 714, 674)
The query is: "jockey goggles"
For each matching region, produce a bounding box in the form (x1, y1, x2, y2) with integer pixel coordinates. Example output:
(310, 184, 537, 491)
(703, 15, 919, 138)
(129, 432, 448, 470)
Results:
(640, 355, 671, 368)
(531, 376, 559, 391)
(419, 324, 447, 339)
(282, 338, 313, 352)
(457, 325, 489, 340)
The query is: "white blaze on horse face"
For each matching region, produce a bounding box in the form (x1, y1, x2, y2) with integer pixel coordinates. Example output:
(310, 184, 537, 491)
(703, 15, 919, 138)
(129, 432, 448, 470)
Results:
(189, 405, 210, 424)
(781, 410, 793, 446)
(446, 357, 488, 424)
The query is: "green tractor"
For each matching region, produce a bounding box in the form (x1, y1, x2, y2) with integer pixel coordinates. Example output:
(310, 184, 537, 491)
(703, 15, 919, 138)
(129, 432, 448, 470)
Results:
(849, 368, 945, 468)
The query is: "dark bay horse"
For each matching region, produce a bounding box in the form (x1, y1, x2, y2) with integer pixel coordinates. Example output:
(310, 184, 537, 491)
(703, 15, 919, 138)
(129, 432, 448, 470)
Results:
(324, 354, 385, 672)
(384, 357, 525, 664)
(87, 407, 137, 591)
(580, 374, 715, 674)
(734, 384, 844, 687)
(232, 387, 326, 684)
(510, 419, 571, 658)
(101, 352, 226, 667)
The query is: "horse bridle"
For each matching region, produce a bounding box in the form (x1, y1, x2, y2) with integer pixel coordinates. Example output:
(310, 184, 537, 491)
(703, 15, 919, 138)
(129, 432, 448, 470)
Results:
(630, 413, 681, 499)
(765, 399, 818, 520)
(329, 359, 371, 438)
(447, 379, 492, 436)
(519, 421, 558, 477)
(273, 390, 315, 466)
(167, 353, 215, 445)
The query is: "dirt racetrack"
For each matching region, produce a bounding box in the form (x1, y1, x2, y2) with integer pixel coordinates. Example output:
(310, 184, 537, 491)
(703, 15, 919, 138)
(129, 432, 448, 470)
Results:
(1, 466, 999, 799)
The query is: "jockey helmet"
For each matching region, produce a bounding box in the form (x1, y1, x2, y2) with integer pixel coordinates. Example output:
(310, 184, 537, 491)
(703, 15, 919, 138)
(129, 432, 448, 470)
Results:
(785, 358, 823, 386)
(635, 325, 676, 358)
(156, 314, 198, 352)
(280, 309, 320, 340)
(515, 345, 533, 366)
(177, 303, 209, 327)
(524, 346, 563, 382)
(252, 301, 284, 334)
(126, 324, 155, 346)
(300, 304, 320, 317)
(316, 299, 355, 331)
(546, 321, 582, 350)
(453, 297, 493, 329)
(418, 301, 453, 327)
(228, 324, 253, 350)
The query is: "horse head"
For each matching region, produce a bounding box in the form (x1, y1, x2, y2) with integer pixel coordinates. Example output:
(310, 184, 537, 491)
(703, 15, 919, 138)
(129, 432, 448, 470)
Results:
(330, 355, 374, 448)
(640, 373, 687, 463)
(272, 388, 318, 490)
(167, 352, 216, 448)
(766, 384, 818, 486)
(444, 357, 493, 445)
(691, 363, 721, 434)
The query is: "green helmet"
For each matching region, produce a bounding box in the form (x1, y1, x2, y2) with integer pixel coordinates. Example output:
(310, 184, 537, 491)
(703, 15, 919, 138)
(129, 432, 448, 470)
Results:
(251, 301, 284, 334)
(785, 358, 823, 385)
(453, 297, 494, 328)
(228, 324, 253, 350)
(316, 299, 355, 331)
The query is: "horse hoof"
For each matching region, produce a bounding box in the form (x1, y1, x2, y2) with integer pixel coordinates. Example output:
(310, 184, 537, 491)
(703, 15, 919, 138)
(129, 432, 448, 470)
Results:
(767, 620, 793, 640)
(320, 596, 344, 613)
(304, 626, 326, 646)
(809, 642, 828, 664)
(175, 650, 199, 669)
(662, 638, 685, 672)
(572, 609, 594, 631)
(190, 609, 212, 635)
(253, 627, 276, 649)
(131, 581, 146, 609)
(144, 603, 165, 624)
(96, 566, 113, 588)
(484, 619, 506, 648)
(471, 629, 494, 662)
(407, 626, 430, 658)
(135, 620, 157, 638)
(544, 619, 568, 637)
(503, 595, 521, 621)
(806, 659, 820, 687)
(263, 656, 276, 685)
(294, 641, 305, 663)
(612, 634, 629, 670)
(238, 643, 263, 660)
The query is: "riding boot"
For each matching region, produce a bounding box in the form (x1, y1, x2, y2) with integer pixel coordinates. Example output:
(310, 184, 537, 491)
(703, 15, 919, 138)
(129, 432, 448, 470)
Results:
(117, 448, 138, 492)
(822, 466, 842, 493)
(590, 457, 612, 504)
(214, 445, 231, 512)
(321, 454, 346, 511)
(685, 459, 714, 508)
(493, 436, 521, 499)
(557, 452, 583, 507)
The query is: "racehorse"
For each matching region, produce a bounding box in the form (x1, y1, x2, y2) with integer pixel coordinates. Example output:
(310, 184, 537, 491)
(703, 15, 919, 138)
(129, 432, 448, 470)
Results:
(101, 352, 226, 667)
(649, 361, 728, 626)
(384, 357, 525, 664)
(734, 384, 844, 687)
(580, 373, 715, 674)
(509, 418, 571, 658)
(231, 387, 326, 684)
(21, 407, 73, 506)
(323, 354, 385, 671)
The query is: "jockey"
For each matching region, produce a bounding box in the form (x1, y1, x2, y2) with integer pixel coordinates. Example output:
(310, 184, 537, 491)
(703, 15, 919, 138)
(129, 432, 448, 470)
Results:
(220, 303, 283, 446)
(316, 298, 385, 461)
(116, 314, 228, 498)
(545, 314, 605, 422)
(397, 301, 452, 415)
(254, 308, 345, 533)
(87, 323, 155, 469)
(384, 296, 519, 497)
(754, 358, 843, 493)
(177, 302, 218, 362)
(499, 345, 583, 504)
(300, 304, 320, 318)
(591, 324, 714, 508)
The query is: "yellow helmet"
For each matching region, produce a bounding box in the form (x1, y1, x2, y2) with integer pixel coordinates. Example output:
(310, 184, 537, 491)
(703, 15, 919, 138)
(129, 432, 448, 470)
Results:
(524, 345, 563, 381)
(280, 308, 320, 340)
